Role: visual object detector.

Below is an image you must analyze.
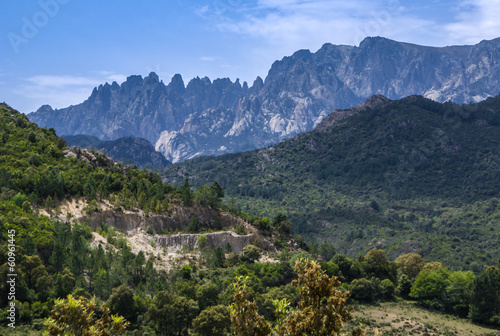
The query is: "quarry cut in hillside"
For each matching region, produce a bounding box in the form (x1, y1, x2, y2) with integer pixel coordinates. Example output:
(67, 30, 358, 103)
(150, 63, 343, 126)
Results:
(45, 199, 277, 259)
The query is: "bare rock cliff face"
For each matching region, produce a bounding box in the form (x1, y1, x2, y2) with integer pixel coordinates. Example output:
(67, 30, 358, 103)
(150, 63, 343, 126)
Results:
(154, 231, 256, 254)
(28, 37, 500, 163)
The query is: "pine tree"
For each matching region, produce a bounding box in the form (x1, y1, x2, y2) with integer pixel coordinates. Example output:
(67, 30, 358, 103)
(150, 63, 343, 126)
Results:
(83, 175, 97, 200)
(181, 177, 193, 206)
(210, 180, 224, 199)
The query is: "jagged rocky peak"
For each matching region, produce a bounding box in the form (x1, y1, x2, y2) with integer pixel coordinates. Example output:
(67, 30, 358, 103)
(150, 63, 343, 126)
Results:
(186, 76, 211, 88)
(358, 36, 397, 48)
(212, 77, 239, 91)
(146, 71, 159, 82)
(128, 72, 165, 88)
(360, 94, 391, 110)
(168, 74, 185, 96)
(87, 72, 167, 104)
(269, 48, 312, 72)
(315, 94, 391, 131)
(124, 74, 143, 87)
(35, 104, 54, 114)
(28, 36, 500, 163)
(291, 48, 313, 60)
(314, 42, 353, 63)
(252, 76, 264, 91)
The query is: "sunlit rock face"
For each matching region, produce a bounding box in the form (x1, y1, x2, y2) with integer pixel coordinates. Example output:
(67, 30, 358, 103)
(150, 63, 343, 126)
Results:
(29, 37, 500, 163)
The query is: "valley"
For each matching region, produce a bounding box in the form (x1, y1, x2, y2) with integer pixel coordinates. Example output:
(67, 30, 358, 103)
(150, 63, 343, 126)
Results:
(1, 93, 499, 335)
(2, 31, 500, 335)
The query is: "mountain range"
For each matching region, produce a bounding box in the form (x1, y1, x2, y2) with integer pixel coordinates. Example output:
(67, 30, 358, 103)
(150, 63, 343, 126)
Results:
(28, 36, 500, 163)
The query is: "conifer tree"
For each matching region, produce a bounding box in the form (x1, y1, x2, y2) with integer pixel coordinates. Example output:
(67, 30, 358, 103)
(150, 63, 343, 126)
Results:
(181, 177, 193, 206)
(210, 180, 224, 199)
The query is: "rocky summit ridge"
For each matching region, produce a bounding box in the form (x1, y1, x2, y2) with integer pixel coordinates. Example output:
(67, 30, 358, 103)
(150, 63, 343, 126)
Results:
(28, 36, 500, 163)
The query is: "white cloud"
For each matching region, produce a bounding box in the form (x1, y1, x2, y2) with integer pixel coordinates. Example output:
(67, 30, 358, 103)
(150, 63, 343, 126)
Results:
(17, 86, 94, 111)
(200, 56, 216, 61)
(26, 73, 128, 88)
(199, 0, 498, 55)
(26, 75, 100, 88)
(106, 74, 127, 83)
(200, 0, 442, 60)
(445, 0, 500, 44)
(194, 5, 210, 17)
(17, 72, 127, 112)
(215, 0, 379, 44)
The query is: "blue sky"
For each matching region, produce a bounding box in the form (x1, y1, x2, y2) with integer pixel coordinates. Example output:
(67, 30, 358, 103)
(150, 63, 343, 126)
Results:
(1, 0, 499, 113)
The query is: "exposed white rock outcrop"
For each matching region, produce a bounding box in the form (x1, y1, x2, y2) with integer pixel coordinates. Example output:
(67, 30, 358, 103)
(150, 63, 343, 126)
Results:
(81, 204, 275, 254)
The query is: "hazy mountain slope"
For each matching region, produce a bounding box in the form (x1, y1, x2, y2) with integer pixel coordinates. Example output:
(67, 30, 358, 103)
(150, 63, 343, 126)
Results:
(64, 135, 170, 167)
(163, 94, 500, 268)
(28, 37, 500, 163)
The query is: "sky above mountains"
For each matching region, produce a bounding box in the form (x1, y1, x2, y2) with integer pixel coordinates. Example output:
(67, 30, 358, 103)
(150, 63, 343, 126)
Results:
(1, 0, 499, 113)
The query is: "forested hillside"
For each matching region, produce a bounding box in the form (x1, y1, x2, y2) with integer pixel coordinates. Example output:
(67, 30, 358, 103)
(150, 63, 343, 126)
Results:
(164, 95, 500, 270)
(0, 103, 293, 334)
(1, 102, 499, 335)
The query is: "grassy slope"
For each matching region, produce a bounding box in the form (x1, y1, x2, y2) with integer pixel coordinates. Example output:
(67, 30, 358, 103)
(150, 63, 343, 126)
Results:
(346, 301, 500, 336)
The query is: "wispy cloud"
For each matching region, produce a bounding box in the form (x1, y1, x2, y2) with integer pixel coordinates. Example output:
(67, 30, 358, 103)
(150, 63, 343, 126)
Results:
(445, 0, 500, 44)
(197, 0, 497, 53)
(26, 75, 100, 88)
(211, 0, 380, 44)
(92, 71, 128, 83)
(197, 0, 441, 60)
(17, 72, 127, 112)
(16, 86, 96, 112)
(106, 74, 128, 83)
(200, 56, 216, 61)
(27, 73, 128, 88)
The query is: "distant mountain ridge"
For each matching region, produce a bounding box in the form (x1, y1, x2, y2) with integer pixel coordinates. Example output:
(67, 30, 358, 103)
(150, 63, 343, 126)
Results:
(28, 36, 500, 162)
